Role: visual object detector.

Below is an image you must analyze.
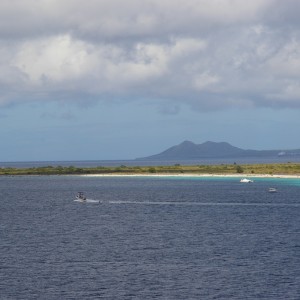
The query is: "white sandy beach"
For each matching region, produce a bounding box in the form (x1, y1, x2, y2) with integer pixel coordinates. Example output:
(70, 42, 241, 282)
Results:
(80, 173, 300, 179)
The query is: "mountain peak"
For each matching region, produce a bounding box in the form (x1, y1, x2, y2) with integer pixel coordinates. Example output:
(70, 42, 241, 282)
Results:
(178, 140, 196, 147)
(137, 140, 244, 160)
(136, 140, 300, 161)
(181, 140, 195, 145)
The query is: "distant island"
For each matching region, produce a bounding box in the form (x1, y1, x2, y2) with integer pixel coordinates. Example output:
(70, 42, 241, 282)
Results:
(1, 141, 300, 176)
(136, 141, 300, 161)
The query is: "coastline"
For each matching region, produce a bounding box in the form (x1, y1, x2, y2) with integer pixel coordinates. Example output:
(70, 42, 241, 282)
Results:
(79, 173, 300, 179)
(1, 162, 300, 177)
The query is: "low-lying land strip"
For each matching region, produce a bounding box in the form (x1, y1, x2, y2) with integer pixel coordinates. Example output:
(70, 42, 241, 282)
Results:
(1, 163, 300, 176)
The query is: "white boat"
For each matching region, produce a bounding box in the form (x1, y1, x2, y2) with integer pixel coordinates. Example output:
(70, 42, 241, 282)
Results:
(75, 192, 87, 202)
(268, 188, 277, 193)
(240, 178, 254, 183)
(75, 192, 101, 203)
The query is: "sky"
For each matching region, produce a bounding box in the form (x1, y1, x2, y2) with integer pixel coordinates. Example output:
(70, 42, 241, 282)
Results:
(1, 0, 300, 161)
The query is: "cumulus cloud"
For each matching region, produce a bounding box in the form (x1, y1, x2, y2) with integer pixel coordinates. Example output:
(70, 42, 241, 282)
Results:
(0, 0, 300, 110)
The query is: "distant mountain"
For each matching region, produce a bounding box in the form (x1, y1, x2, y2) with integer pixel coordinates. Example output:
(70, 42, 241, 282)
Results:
(136, 141, 300, 160)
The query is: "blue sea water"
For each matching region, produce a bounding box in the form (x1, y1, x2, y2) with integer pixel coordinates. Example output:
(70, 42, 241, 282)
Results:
(0, 175, 299, 299)
(2, 155, 300, 168)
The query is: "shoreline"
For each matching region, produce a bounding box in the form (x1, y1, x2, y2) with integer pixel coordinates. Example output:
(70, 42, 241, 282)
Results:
(79, 173, 300, 179)
(2, 162, 300, 178)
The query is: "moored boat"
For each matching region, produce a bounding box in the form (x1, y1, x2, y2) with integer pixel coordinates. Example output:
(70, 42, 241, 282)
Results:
(240, 178, 254, 183)
(268, 187, 277, 193)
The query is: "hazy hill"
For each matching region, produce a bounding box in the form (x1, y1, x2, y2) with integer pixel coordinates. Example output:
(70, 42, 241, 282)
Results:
(136, 141, 300, 160)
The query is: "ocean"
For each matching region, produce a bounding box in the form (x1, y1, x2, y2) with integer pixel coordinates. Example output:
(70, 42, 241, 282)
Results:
(2, 155, 300, 169)
(0, 175, 299, 299)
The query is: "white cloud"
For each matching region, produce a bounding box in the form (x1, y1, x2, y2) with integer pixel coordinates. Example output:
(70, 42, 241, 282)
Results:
(14, 35, 93, 83)
(193, 72, 219, 91)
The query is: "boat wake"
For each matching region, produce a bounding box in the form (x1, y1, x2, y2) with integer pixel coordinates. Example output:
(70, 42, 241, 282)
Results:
(108, 200, 300, 207)
(73, 199, 299, 207)
(74, 199, 101, 203)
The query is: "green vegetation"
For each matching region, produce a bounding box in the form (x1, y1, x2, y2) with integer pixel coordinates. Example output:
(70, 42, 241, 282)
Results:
(236, 165, 244, 173)
(1, 163, 300, 176)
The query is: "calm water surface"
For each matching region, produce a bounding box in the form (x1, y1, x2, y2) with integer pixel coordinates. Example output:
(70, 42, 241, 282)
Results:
(0, 176, 299, 299)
